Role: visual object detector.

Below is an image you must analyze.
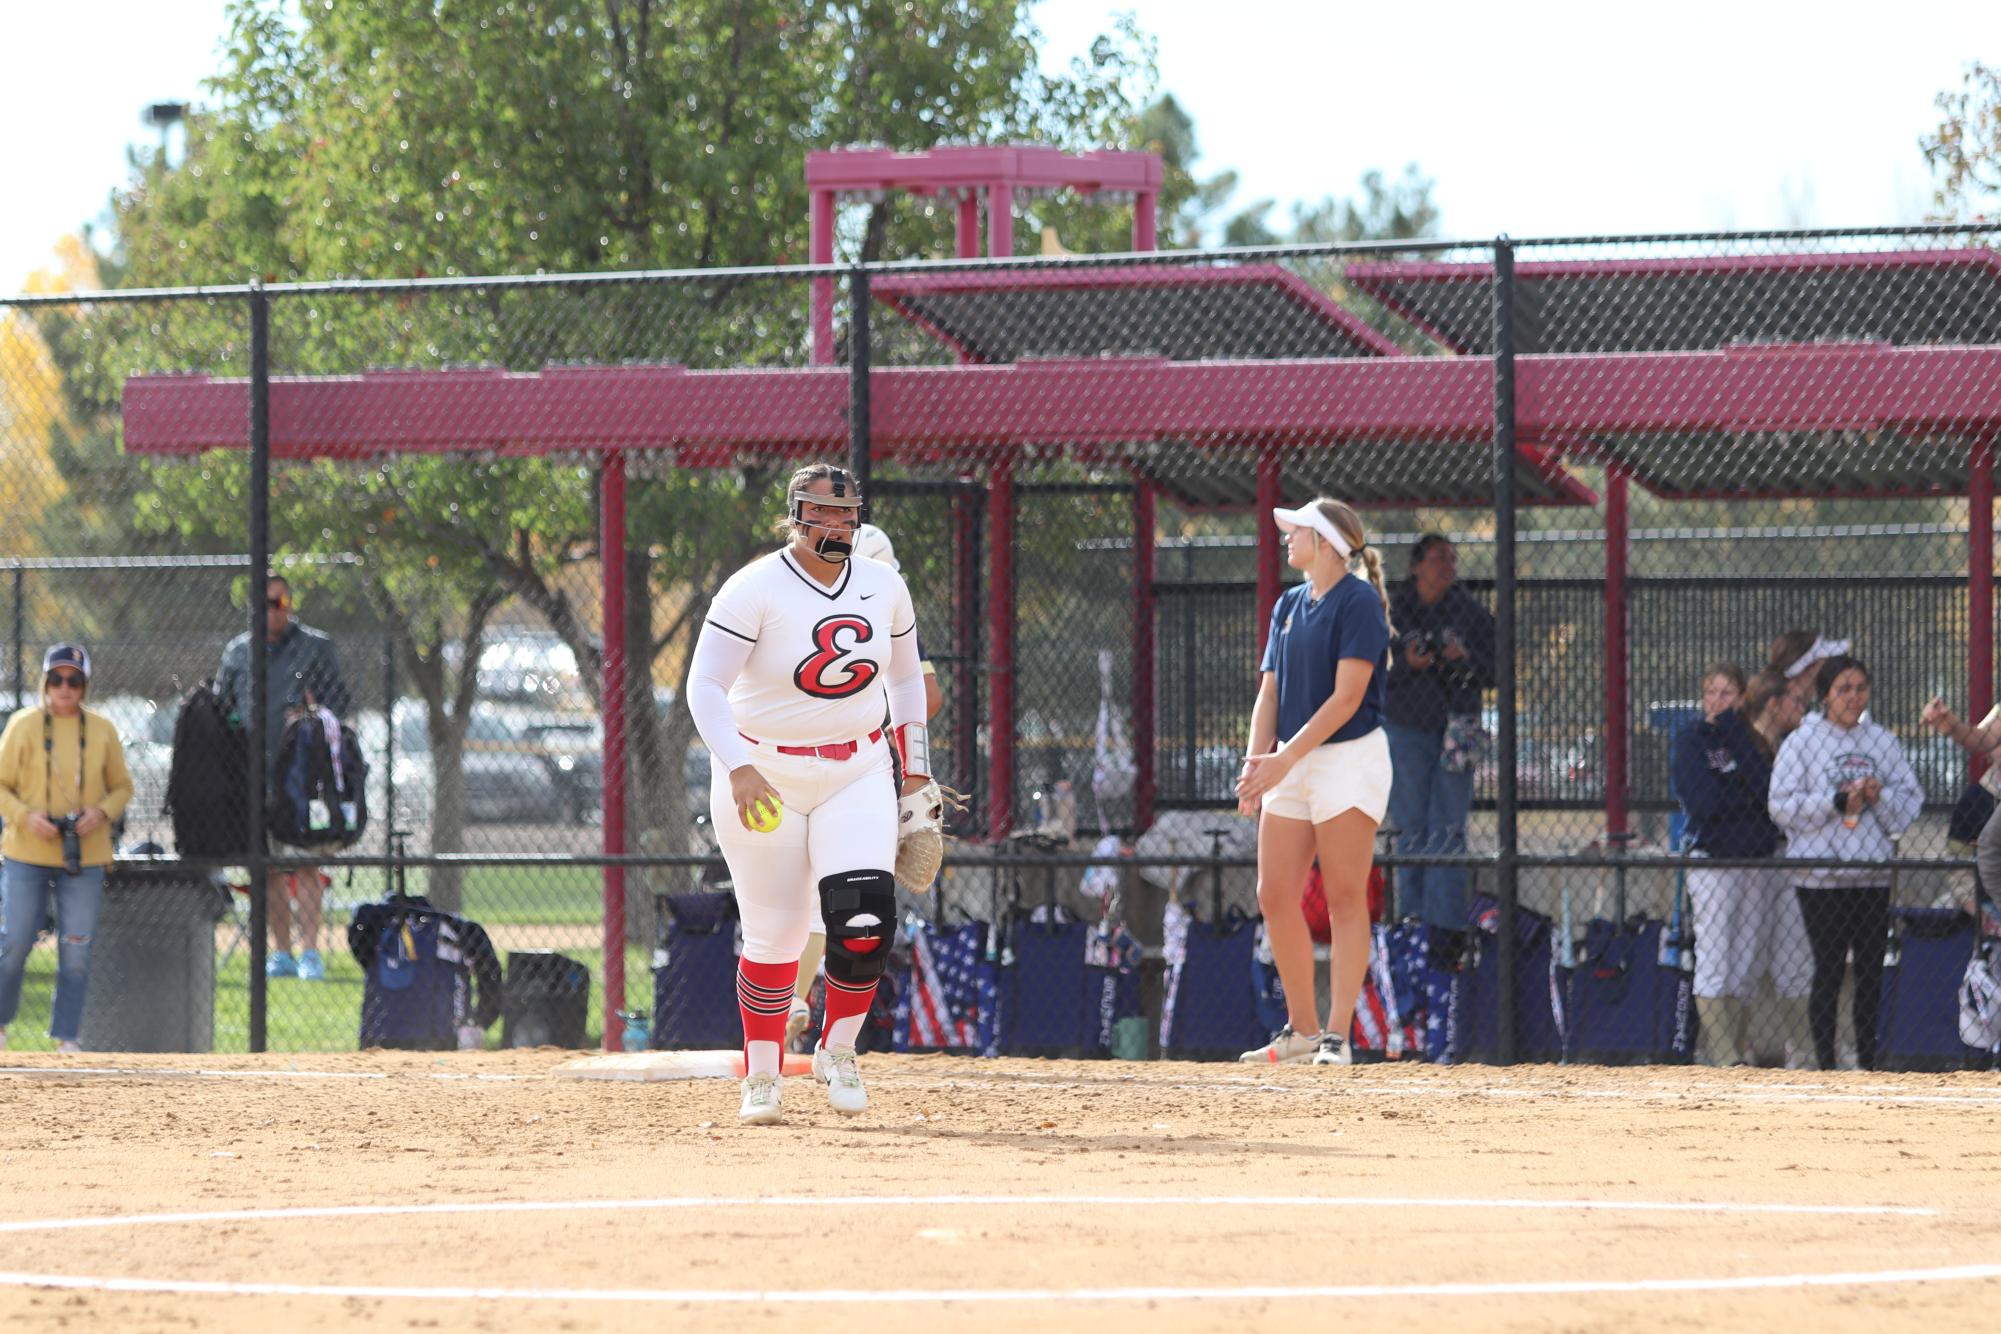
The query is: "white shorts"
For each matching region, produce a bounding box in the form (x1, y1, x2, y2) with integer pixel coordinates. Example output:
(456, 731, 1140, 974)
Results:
(1262, 727, 1392, 826)
(710, 733, 896, 964)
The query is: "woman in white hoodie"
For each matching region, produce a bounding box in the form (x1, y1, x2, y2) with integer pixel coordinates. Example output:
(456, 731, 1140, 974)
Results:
(1768, 656, 1922, 1071)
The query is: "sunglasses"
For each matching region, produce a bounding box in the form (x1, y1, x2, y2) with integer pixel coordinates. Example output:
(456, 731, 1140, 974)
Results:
(267, 595, 290, 609)
(45, 673, 85, 689)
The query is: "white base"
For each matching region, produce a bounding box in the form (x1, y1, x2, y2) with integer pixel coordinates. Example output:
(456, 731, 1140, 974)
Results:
(553, 1050, 812, 1082)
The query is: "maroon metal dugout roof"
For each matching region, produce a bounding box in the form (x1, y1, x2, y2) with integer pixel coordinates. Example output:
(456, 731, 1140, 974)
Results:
(1345, 248, 2001, 355)
(118, 357, 1602, 508)
(1344, 249, 2001, 499)
(873, 264, 1405, 361)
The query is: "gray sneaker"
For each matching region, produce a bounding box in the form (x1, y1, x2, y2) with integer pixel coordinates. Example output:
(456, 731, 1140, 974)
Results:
(1311, 1033, 1352, 1066)
(738, 1073, 784, 1125)
(1239, 1024, 1320, 1065)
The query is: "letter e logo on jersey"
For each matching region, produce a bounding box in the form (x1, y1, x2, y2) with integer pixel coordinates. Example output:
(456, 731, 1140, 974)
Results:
(794, 614, 877, 699)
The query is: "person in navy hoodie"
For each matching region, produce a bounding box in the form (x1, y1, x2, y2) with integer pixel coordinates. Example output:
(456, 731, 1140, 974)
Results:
(1672, 663, 1784, 1065)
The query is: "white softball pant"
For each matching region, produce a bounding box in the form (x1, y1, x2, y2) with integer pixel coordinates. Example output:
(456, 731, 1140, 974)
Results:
(710, 735, 897, 965)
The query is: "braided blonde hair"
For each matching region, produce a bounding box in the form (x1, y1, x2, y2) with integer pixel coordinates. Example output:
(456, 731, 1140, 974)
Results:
(1309, 498, 1394, 637)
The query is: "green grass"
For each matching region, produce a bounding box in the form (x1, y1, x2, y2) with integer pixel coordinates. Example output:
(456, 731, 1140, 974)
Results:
(7, 933, 654, 1056)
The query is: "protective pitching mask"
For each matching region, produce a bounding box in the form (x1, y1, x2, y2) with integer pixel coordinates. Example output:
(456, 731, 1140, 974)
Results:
(790, 471, 865, 563)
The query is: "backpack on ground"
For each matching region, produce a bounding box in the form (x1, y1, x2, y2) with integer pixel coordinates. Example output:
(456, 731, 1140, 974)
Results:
(349, 894, 503, 1050)
(271, 708, 368, 849)
(165, 679, 250, 857)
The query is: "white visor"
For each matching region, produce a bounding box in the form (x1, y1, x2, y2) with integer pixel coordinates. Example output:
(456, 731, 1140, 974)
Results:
(1273, 504, 1352, 558)
(1784, 636, 1851, 680)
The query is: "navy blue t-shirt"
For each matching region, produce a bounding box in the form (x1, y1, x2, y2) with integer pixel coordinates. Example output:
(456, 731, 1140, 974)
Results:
(1259, 576, 1391, 745)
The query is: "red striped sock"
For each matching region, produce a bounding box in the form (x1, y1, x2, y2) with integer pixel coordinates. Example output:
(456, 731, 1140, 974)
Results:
(820, 973, 876, 1051)
(737, 958, 798, 1077)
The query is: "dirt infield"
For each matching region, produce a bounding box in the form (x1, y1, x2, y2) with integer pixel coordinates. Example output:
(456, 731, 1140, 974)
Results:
(0, 1052, 1996, 1332)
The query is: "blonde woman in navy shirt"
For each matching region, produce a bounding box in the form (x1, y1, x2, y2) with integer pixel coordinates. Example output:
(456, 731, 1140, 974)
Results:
(1236, 499, 1395, 1066)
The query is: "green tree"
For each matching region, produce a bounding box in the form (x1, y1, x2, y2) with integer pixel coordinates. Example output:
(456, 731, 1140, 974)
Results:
(102, 0, 1157, 914)
(1924, 59, 2001, 220)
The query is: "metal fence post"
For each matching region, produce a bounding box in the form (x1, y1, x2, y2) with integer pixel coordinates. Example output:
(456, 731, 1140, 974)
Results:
(10, 565, 22, 714)
(382, 633, 396, 840)
(601, 451, 629, 1051)
(247, 282, 271, 1054)
(1492, 239, 1519, 1066)
(849, 265, 871, 496)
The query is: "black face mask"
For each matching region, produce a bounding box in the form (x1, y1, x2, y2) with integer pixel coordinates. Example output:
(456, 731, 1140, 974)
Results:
(812, 528, 855, 563)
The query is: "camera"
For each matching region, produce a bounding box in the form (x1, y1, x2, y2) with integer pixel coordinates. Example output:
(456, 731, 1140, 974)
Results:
(1403, 630, 1440, 657)
(49, 813, 82, 876)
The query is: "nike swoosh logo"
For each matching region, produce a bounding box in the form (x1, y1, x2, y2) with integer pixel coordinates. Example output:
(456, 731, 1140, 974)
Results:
(859, 592, 876, 600)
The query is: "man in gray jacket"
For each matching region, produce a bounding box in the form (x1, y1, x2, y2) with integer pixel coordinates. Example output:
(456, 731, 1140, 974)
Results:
(217, 573, 351, 981)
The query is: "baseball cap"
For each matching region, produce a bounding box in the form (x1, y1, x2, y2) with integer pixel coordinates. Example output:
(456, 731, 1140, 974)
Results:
(42, 644, 91, 679)
(852, 522, 899, 571)
(1272, 503, 1351, 558)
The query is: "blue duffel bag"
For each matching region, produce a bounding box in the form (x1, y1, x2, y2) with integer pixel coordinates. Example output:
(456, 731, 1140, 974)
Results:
(651, 891, 740, 1050)
(1877, 907, 1976, 1071)
(1564, 917, 1695, 1065)
(1452, 895, 1565, 1063)
(1161, 907, 1264, 1059)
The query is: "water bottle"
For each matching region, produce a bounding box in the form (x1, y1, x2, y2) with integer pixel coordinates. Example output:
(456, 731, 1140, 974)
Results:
(620, 1010, 652, 1052)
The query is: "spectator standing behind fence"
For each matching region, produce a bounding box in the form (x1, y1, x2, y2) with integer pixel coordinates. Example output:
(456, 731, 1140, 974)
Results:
(0, 646, 132, 1053)
(1671, 663, 1802, 1066)
(1768, 656, 1920, 1071)
(216, 573, 350, 982)
(1738, 669, 1814, 1065)
(1235, 499, 1394, 1068)
(1770, 629, 1850, 714)
(1382, 534, 1494, 932)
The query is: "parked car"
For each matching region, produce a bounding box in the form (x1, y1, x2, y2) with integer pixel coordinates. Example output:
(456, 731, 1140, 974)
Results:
(91, 694, 175, 848)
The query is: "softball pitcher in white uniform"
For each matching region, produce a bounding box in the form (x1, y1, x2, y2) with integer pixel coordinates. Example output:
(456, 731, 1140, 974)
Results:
(686, 463, 934, 1125)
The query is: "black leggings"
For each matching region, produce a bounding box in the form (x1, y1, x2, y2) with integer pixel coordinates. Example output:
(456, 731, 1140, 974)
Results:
(1794, 884, 1890, 1071)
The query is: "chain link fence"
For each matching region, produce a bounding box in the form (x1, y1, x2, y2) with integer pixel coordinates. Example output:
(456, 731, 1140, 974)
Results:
(3, 228, 1999, 1068)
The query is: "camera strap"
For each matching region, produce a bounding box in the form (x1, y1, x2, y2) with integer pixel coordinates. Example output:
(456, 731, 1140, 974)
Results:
(42, 708, 86, 813)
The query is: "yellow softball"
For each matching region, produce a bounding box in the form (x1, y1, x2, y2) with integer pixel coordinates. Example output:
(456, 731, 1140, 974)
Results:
(745, 797, 783, 834)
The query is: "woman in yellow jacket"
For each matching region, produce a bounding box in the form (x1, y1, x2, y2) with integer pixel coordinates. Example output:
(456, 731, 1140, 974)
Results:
(0, 646, 132, 1052)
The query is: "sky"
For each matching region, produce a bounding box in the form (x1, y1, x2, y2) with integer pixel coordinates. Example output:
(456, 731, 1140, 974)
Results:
(0, 0, 1986, 295)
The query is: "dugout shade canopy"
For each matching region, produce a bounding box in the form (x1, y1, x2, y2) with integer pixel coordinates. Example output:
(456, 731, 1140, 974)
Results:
(120, 246, 2001, 845)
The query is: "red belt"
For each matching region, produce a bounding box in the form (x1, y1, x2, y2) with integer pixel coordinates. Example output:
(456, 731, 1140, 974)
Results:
(739, 727, 882, 761)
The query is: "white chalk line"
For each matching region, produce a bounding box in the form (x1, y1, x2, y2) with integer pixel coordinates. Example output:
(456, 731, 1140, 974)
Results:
(0, 1063, 1994, 1107)
(0, 1194, 1969, 1305)
(2, 1264, 1998, 1305)
(876, 1075, 2001, 1108)
(0, 1066, 535, 1083)
(0, 1194, 1936, 1237)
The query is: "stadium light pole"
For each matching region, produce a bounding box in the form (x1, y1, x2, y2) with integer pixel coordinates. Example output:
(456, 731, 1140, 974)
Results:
(141, 100, 188, 165)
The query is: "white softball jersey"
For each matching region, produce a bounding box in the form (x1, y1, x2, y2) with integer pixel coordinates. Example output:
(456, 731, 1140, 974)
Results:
(689, 549, 921, 772)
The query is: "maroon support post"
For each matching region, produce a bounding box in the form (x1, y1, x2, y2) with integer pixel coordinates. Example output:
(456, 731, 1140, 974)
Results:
(953, 483, 980, 819)
(1133, 191, 1157, 251)
(1973, 436, 1995, 780)
(956, 192, 981, 260)
(1132, 476, 1157, 833)
(988, 185, 1014, 259)
(988, 459, 1016, 843)
(810, 189, 836, 365)
(600, 451, 629, 1050)
(1604, 466, 1630, 839)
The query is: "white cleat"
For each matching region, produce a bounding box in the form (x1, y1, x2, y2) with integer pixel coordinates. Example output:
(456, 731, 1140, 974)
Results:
(812, 1043, 869, 1115)
(785, 998, 813, 1049)
(738, 1073, 784, 1126)
(1239, 1024, 1321, 1065)
(1311, 1033, 1352, 1066)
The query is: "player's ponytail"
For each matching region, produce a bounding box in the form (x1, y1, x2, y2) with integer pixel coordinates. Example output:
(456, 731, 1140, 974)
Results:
(1312, 498, 1394, 637)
